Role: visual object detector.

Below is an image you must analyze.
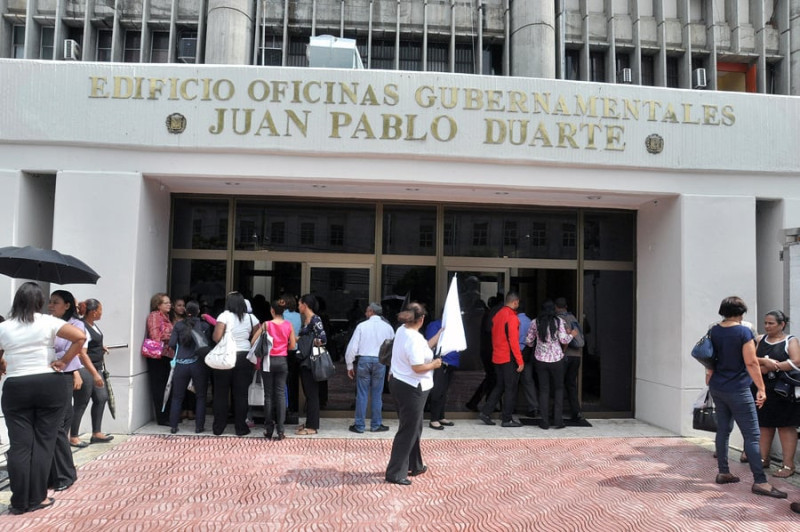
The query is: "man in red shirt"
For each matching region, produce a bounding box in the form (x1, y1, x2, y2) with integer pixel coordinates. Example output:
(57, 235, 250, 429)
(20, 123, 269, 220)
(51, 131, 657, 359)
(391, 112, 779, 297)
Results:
(479, 292, 525, 427)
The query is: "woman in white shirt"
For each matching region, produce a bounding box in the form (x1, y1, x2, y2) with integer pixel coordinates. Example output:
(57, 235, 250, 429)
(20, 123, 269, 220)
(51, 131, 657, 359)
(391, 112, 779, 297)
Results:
(0, 282, 86, 515)
(385, 303, 442, 486)
(211, 291, 258, 436)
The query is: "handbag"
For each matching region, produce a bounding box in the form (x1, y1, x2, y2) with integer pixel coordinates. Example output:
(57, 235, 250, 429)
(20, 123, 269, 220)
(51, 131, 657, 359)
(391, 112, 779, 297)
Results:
(378, 338, 394, 366)
(141, 338, 163, 359)
(774, 369, 800, 402)
(246, 323, 274, 368)
(205, 326, 237, 370)
(692, 388, 717, 432)
(691, 329, 715, 369)
(191, 328, 209, 349)
(248, 370, 265, 406)
(310, 345, 335, 382)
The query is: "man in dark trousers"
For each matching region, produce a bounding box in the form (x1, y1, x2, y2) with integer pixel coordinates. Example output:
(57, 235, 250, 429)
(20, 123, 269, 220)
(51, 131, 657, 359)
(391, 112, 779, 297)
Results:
(479, 292, 525, 427)
(556, 297, 585, 422)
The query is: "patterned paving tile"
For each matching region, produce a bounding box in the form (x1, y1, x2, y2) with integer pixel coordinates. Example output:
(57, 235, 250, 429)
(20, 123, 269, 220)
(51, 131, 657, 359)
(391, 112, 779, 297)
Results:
(1, 435, 799, 530)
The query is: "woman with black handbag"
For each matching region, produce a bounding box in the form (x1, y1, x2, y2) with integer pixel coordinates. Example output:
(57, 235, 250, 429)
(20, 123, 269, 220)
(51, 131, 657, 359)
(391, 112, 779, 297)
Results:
(295, 294, 327, 436)
(751, 310, 800, 478)
(168, 301, 212, 434)
(707, 296, 786, 499)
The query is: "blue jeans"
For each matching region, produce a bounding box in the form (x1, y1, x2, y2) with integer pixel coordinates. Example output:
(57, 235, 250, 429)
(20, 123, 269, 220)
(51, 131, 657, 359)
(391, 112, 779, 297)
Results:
(710, 386, 766, 484)
(354, 356, 386, 431)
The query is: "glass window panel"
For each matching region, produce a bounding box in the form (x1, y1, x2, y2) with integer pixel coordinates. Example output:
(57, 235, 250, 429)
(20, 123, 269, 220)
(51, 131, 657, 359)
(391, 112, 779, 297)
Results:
(370, 39, 395, 69)
(382, 205, 436, 256)
(454, 43, 474, 74)
(13, 25, 25, 58)
(235, 200, 375, 253)
(381, 265, 436, 324)
(40, 26, 54, 59)
(583, 211, 635, 261)
(169, 258, 227, 316)
(444, 208, 578, 259)
(97, 30, 113, 62)
(641, 55, 655, 86)
(666, 56, 680, 88)
(151, 31, 170, 63)
(288, 35, 309, 67)
(427, 41, 448, 72)
(565, 49, 580, 80)
(124, 31, 141, 63)
(172, 198, 229, 250)
(582, 270, 634, 414)
(590, 50, 606, 82)
(399, 40, 422, 71)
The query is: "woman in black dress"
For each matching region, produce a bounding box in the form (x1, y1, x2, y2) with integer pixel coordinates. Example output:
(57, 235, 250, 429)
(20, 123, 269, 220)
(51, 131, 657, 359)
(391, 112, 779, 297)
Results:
(753, 310, 800, 478)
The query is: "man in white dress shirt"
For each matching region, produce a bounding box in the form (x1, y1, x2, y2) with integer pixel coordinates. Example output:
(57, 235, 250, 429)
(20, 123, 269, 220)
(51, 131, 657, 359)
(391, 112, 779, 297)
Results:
(345, 303, 395, 433)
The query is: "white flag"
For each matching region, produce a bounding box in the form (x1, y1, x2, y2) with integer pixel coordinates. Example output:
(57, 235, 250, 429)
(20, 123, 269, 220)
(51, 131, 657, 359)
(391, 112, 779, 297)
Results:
(438, 274, 467, 354)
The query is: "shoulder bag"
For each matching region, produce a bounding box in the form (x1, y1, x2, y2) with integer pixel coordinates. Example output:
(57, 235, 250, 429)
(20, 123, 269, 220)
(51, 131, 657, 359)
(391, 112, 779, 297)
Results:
(691, 329, 715, 369)
(692, 388, 717, 432)
(378, 338, 394, 366)
(248, 370, 265, 406)
(141, 338, 163, 359)
(310, 345, 335, 382)
(205, 324, 237, 370)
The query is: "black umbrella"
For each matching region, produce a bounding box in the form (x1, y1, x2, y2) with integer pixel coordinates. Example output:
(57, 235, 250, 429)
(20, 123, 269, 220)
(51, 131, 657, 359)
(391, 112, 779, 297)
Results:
(0, 245, 100, 284)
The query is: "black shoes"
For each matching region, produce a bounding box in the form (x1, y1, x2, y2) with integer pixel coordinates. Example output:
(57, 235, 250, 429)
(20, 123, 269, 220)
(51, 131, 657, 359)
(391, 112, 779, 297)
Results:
(386, 478, 412, 486)
(715, 473, 740, 484)
(54, 482, 74, 492)
(371, 425, 390, 432)
(90, 434, 114, 444)
(501, 420, 522, 428)
(526, 409, 540, 418)
(170, 427, 178, 434)
(69, 440, 89, 448)
(409, 465, 428, 477)
(790, 502, 800, 514)
(751, 484, 788, 499)
(348, 425, 364, 434)
(479, 413, 496, 426)
(428, 422, 445, 430)
(275, 433, 286, 441)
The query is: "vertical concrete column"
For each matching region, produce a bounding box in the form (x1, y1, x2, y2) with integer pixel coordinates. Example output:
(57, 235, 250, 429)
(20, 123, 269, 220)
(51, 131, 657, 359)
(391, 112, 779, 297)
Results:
(636, 194, 756, 436)
(791, 0, 800, 94)
(510, 0, 555, 78)
(52, 171, 171, 433)
(205, 0, 256, 65)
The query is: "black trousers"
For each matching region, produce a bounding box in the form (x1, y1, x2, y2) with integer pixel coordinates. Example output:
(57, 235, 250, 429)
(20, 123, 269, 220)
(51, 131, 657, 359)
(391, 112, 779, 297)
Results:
(71, 364, 109, 435)
(564, 355, 582, 418)
(385, 378, 429, 482)
(263, 356, 289, 435)
(212, 351, 252, 435)
(429, 364, 456, 422)
(147, 356, 172, 425)
(2, 372, 70, 512)
(299, 365, 320, 430)
(481, 362, 520, 423)
(170, 361, 208, 432)
(50, 372, 78, 489)
(536, 358, 566, 428)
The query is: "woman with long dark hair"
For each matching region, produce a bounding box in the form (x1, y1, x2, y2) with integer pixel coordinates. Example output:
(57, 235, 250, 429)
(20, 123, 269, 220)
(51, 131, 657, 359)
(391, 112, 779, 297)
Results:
(295, 294, 327, 435)
(385, 302, 442, 485)
(251, 299, 296, 440)
(708, 296, 786, 498)
(72, 298, 113, 444)
(211, 291, 258, 436)
(0, 282, 86, 514)
(145, 292, 174, 426)
(525, 300, 576, 430)
(168, 301, 211, 434)
(47, 290, 100, 491)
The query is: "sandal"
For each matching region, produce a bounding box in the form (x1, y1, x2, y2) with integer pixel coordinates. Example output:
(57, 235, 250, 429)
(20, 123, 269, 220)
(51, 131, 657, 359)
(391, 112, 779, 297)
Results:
(762, 458, 771, 468)
(295, 428, 317, 435)
(773, 465, 795, 478)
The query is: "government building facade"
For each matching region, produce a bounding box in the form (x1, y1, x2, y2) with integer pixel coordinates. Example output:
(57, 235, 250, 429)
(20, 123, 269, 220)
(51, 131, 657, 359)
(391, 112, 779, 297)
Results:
(1, 1, 800, 439)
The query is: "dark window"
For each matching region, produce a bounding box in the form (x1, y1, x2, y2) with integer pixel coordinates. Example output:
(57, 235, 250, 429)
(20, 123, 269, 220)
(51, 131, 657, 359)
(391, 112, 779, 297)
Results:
(151, 31, 170, 63)
(641, 55, 655, 86)
(257, 32, 282, 66)
(178, 32, 198, 63)
(531, 222, 547, 247)
(13, 25, 25, 58)
(370, 39, 395, 69)
(472, 222, 488, 246)
(383, 205, 436, 256)
(666, 56, 680, 88)
(443, 222, 453, 247)
(590, 51, 606, 82)
(419, 224, 434, 248)
(97, 30, 112, 62)
(583, 211, 635, 261)
(218, 219, 228, 240)
(427, 42, 448, 72)
(124, 31, 141, 63)
(270, 222, 285, 245)
(239, 221, 256, 248)
(173, 198, 230, 250)
(503, 221, 518, 246)
(288, 35, 309, 67)
(300, 222, 315, 245)
(330, 224, 344, 247)
(562, 223, 577, 247)
(399, 40, 422, 71)
(565, 49, 580, 80)
(40, 27, 54, 59)
(454, 43, 474, 74)
(329, 270, 345, 291)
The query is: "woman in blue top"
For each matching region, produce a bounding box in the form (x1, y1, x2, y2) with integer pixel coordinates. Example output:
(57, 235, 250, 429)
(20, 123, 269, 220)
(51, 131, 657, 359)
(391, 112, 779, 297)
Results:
(708, 296, 786, 498)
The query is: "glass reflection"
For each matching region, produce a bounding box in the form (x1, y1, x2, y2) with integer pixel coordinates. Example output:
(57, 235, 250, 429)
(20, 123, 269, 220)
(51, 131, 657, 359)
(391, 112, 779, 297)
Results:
(172, 199, 229, 250)
(383, 206, 437, 256)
